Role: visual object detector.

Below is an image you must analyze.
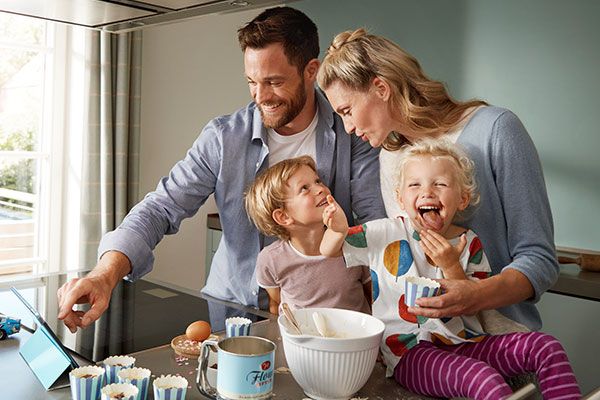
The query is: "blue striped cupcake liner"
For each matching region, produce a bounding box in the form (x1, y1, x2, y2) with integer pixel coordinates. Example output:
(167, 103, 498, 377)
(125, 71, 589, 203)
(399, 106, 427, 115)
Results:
(404, 276, 440, 307)
(118, 367, 151, 400)
(69, 365, 106, 400)
(102, 355, 136, 384)
(153, 375, 188, 400)
(100, 382, 139, 400)
(225, 317, 252, 338)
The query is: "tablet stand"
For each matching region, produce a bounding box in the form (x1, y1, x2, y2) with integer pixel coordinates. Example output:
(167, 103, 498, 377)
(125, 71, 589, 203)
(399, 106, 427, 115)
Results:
(19, 325, 73, 390)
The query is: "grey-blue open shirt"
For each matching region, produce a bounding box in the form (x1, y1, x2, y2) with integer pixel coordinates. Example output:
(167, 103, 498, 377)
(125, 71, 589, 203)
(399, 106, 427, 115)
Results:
(98, 89, 386, 307)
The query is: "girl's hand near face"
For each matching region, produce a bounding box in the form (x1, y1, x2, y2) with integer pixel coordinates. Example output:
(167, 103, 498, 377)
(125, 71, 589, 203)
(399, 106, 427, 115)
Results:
(419, 230, 467, 279)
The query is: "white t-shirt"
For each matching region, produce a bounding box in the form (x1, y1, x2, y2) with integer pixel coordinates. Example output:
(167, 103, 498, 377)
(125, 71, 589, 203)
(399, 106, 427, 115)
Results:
(268, 111, 318, 166)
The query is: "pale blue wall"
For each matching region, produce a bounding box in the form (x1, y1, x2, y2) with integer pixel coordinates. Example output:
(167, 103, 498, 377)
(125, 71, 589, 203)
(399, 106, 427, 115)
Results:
(296, 0, 600, 251)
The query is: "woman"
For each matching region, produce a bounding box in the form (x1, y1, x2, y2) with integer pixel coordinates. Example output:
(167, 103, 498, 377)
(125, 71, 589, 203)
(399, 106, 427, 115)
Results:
(317, 28, 559, 332)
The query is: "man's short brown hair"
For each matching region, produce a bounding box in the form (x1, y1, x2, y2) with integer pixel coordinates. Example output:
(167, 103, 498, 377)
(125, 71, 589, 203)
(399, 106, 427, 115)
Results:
(237, 6, 319, 72)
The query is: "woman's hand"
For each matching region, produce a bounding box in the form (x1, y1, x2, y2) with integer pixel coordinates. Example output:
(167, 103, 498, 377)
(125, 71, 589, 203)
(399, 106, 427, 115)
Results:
(408, 278, 482, 317)
(419, 230, 467, 279)
(408, 269, 535, 318)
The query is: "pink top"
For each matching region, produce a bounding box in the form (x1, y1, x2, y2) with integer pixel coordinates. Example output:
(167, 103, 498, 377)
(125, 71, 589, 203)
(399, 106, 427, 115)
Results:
(256, 240, 371, 314)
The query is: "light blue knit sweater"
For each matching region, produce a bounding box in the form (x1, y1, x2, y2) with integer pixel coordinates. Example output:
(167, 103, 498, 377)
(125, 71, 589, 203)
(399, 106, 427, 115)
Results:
(458, 106, 559, 330)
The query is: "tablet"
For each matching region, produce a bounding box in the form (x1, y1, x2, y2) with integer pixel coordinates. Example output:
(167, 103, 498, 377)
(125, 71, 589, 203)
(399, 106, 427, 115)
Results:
(10, 286, 79, 369)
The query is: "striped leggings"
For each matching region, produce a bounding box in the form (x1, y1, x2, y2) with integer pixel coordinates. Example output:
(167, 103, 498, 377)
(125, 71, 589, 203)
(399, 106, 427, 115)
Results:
(394, 332, 580, 400)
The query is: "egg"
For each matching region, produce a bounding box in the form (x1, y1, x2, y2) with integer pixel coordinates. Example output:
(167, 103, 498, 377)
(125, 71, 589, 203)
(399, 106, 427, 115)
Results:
(185, 320, 211, 342)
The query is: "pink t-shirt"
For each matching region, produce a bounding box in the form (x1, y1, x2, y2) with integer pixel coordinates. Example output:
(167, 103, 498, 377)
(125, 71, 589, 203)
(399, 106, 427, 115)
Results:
(256, 240, 371, 314)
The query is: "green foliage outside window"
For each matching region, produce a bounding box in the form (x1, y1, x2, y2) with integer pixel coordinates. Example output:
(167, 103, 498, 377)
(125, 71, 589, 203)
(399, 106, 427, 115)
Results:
(0, 14, 43, 218)
(0, 129, 35, 216)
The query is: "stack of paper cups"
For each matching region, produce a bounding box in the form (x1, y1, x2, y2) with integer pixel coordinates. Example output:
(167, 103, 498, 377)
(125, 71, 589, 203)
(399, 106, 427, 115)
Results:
(404, 276, 440, 307)
(118, 367, 151, 400)
(225, 317, 252, 337)
(102, 355, 136, 385)
(69, 365, 106, 400)
(100, 383, 139, 400)
(153, 375, 188, 400)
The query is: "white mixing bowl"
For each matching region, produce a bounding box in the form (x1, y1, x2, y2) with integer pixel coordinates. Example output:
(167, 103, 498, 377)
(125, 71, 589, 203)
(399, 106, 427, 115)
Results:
(278, 307, 384, 400)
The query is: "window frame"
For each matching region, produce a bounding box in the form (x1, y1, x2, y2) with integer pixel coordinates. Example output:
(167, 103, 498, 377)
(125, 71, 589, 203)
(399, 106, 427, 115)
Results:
(0, 18, 80, 276)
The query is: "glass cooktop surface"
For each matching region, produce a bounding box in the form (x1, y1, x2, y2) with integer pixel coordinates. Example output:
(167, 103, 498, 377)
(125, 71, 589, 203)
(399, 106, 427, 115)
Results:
(1, 271, 266, 362)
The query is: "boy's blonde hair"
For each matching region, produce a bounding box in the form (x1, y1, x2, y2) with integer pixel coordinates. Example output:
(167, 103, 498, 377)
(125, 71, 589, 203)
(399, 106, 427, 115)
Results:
(317, 28, 487, 151)
(245, 155, 317, 241)
(397, 138, 480, 209)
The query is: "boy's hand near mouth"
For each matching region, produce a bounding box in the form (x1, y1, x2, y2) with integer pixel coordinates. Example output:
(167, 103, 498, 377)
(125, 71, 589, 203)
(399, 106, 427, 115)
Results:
(321, 195, 348, 257)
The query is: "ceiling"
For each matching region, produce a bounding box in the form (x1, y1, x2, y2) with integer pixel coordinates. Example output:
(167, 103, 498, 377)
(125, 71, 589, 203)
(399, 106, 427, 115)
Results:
(0, 0, 290, 33)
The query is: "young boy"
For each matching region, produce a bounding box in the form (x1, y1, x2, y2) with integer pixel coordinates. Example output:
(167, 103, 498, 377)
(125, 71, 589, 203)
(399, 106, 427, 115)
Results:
(321, 139, 580, 399)
(244, 155, 371, 316)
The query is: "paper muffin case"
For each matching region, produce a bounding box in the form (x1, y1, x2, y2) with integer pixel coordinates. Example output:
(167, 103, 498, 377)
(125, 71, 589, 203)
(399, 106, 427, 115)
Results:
(225, 316, 252, 337)
(404, 276, 440, 307)
(102, 355, 136, 384)
(101, 382, 139, 400)
(69, 365, 106, 400)
(153, 375, 188, 400)
(117, 367, 151, 400)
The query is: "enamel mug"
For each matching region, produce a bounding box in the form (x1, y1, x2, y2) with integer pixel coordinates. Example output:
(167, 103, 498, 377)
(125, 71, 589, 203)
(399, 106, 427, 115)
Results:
(197, 336, 276, 400)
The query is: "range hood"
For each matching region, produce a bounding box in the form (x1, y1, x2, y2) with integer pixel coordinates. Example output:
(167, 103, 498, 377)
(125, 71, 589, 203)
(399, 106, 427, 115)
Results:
(0, 0, 290, 33)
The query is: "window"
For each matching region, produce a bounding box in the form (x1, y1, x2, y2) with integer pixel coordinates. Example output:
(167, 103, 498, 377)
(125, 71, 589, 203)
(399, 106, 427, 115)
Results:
(0, 13, 85, 277)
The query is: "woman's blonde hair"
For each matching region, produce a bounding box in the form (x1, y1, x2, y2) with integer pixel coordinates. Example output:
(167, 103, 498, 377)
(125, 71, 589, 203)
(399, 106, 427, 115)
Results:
(318, 28, 487, 151)
(245, 155, 318, 241)
(396, 138, 480, 210)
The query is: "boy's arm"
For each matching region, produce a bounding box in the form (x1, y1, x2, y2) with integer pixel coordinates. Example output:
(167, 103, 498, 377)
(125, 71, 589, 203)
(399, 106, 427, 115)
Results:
(265, 287, 281, 315)
(320, 195, 349, 257)
(321, 230, 346, 257)
(255, 249, 281, 315)
(419, 229, 468, 279)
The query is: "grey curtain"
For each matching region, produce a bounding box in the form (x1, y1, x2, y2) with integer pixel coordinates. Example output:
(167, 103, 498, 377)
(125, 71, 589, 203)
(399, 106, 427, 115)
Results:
(78, 30, 142, 359)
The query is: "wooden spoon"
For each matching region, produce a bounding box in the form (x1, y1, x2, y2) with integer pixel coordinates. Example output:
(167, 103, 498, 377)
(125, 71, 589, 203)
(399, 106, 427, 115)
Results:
(312, 311, 330, 337)
(281, 303, 302, 335)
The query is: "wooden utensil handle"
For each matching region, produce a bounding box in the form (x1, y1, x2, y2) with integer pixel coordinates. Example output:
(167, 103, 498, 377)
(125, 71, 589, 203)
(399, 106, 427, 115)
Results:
(281, 303, 302, 335)
(558, 255, 579, 264)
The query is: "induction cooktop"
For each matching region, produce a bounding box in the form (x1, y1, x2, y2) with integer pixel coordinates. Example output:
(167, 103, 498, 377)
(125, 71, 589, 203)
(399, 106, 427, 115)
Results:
(2, 275, 266, 362)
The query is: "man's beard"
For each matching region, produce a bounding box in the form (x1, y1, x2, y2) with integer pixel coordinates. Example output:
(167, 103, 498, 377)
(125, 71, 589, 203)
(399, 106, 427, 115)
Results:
(259, 80, 307, 130)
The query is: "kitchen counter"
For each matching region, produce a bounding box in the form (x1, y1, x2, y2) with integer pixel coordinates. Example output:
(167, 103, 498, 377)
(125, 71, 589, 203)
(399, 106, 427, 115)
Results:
(0, 294, 432, 400)
(208, 213, 600, 302)
(548, 262, 600, 302)
(124, 316, 433, 400)
(0, 271, 541, 399)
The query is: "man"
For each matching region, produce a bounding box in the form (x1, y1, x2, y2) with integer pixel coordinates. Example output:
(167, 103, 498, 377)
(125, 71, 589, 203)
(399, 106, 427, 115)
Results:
(57, 7, 385, 332)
